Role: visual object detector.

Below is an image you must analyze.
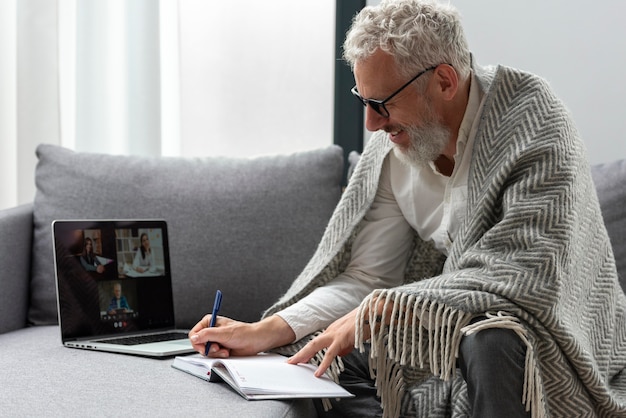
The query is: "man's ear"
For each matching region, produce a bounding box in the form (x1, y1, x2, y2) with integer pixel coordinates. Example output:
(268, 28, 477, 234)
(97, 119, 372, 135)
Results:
(433, 64, 458, 101)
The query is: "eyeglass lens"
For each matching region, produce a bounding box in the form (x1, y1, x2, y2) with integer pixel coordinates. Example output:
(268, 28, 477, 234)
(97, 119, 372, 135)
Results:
(351, 65, 442, 118)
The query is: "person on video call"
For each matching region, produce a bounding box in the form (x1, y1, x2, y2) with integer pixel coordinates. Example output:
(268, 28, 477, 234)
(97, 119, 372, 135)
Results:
(132, 233, 156, 273)
(80, 237, 104, 274)
(188, 1, 626, 416)
(107, 282, 131, 315)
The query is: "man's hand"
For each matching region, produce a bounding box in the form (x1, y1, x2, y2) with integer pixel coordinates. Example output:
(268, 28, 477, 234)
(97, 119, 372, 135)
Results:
(188, 314, 295, 358)
(287, 307, 362, 377)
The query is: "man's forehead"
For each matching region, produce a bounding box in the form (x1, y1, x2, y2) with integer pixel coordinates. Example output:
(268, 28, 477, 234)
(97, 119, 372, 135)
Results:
(354, 50, 403, 96)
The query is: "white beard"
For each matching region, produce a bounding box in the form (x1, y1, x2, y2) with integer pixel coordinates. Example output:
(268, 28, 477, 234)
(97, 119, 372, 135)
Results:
(392, 101, 450, 168)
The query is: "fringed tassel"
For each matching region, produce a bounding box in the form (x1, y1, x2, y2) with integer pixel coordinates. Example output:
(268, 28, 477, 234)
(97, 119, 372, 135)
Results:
(310, 348, 345, 383)
(461, 311, 546, 418)
(321, 398, 332, 411)
(355, 290, 475, 418)
(375, 356, 405, 418)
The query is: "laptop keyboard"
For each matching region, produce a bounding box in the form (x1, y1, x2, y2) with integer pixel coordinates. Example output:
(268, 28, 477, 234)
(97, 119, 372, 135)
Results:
(99, 332, 189, 346)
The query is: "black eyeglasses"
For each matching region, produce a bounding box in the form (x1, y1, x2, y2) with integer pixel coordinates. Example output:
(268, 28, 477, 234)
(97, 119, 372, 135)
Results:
(351, 65, 439, 118)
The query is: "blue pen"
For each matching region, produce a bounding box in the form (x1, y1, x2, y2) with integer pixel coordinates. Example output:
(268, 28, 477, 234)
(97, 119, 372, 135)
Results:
(204, 289, 222, 356)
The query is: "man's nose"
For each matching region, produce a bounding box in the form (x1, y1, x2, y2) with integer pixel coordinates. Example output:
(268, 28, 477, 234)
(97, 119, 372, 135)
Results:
(364, 106, 387, 132)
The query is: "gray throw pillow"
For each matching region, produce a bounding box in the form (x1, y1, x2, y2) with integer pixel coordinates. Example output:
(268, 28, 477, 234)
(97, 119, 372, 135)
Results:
(591, 158, 626, 290)
(31, 144, 343, 326)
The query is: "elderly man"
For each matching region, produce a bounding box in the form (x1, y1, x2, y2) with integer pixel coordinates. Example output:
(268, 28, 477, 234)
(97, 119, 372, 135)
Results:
(189, 1, 626, 416)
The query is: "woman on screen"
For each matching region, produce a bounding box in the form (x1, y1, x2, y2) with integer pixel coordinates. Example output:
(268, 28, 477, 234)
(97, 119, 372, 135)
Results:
(132, 233, 156, 273)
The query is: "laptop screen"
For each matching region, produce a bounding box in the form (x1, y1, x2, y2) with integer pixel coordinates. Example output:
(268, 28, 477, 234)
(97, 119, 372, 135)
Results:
(53, 220, 176, 341)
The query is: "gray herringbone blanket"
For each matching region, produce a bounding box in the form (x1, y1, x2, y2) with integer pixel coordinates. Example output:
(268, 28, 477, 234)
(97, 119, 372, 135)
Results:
(265, 64, 626, 417)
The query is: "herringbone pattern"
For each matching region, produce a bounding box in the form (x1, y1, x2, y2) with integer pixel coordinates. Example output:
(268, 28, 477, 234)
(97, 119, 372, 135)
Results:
(265, 64, 626, 417)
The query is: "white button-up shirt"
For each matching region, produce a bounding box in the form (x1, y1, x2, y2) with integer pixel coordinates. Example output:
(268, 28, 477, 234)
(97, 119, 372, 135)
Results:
(278, 73, 486, 341)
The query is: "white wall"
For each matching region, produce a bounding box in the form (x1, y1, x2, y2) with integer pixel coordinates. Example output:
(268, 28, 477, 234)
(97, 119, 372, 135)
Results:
(365, 0, 626, 164)
(451, 1, 626, 165)
(178, 0, 335, 158)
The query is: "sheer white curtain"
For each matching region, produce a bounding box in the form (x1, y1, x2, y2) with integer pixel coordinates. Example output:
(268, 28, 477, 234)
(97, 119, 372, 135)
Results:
(1, 0, 62, 210)
(0, 0, 18, 210)
(0, 0, 180, 210)
(1, 0, 335, 211)
(60, 0, 177, 157)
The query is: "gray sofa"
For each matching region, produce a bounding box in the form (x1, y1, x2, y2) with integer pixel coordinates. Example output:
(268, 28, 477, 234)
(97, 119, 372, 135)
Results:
(0, 143, 625, 417)
(0, 144, 344, 417)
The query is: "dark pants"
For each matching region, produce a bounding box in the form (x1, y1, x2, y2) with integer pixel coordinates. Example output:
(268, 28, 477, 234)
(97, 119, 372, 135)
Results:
(314, 326, 530, 418)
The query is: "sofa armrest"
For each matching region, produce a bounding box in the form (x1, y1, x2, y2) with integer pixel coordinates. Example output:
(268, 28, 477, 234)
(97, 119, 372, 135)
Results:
(0, 203, 33, 334)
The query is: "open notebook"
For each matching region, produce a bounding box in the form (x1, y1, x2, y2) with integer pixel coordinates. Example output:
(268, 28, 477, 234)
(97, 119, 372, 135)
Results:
(52, 219, 195, 358)
(172, 353, 354, 400)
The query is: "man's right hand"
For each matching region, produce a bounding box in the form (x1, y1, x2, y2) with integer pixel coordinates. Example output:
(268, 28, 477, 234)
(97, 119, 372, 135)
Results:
(188, 314, 296, 358)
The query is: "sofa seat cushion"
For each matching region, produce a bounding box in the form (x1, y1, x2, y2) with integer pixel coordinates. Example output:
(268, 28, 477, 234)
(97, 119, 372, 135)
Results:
(31, 144, 343, 326)
(0, 326, 315, 417)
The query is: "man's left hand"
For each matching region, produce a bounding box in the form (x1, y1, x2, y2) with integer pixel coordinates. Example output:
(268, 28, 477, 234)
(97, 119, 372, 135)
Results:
(287, 307, 364, 377)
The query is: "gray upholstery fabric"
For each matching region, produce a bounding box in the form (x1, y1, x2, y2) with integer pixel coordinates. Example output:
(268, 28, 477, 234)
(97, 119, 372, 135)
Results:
(591, 158, 626, 289)
(30, 144, 343, 327)
(0, 204, 33, 334)
(0, 326, 316, 417)
(5, 145, 619, 417)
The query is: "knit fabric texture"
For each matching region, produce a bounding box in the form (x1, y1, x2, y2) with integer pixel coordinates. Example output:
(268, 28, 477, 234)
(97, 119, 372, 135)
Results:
(265, 64, 626, 417)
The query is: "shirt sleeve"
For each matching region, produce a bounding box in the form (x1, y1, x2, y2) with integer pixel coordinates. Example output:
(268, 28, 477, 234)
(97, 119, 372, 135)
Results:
(276, 155, 415, 341)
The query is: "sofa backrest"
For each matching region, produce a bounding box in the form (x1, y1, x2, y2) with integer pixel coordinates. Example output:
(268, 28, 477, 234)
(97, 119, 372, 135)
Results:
(30, 145, 626, 329)
(591, 158, 626, 291)
(31, 144, 344, 328)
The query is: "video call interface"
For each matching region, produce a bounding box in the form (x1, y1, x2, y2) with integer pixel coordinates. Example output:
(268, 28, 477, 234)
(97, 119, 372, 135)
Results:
(54, 221, 176, 339)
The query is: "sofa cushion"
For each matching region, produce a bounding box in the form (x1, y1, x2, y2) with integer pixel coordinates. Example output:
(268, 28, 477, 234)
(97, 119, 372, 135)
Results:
(0, 326, 316, 417)
(591, 158, 626, 289)
(31, 144, 343, 327)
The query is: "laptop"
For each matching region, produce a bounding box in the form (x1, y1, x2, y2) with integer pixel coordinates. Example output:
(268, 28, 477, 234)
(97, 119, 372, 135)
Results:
(52, 219, 196, 358)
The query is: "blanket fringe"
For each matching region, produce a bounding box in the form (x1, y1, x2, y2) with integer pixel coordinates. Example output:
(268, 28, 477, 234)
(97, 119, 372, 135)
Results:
(461, 311, 546, 418)
(356, 290, 473, 418)
(356, 291, 546, 418)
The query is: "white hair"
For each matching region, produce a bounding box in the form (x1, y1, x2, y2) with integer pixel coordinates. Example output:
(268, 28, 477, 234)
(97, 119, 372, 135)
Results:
(343, 0, 471, 83)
